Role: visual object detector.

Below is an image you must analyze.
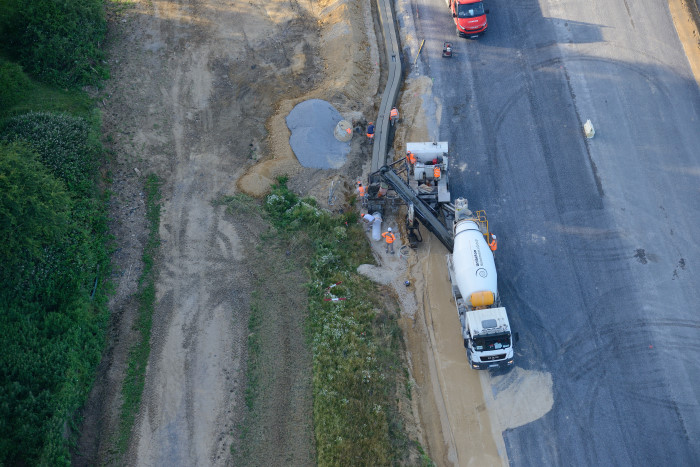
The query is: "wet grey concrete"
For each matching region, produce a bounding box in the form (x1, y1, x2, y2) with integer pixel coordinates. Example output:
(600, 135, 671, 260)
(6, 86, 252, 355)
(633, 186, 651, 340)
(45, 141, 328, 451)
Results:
(286, 99, 349, 169)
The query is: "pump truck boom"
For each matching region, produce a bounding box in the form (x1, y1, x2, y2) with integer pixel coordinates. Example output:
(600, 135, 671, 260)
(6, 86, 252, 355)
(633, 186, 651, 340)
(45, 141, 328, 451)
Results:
(365, 142, 515, 369)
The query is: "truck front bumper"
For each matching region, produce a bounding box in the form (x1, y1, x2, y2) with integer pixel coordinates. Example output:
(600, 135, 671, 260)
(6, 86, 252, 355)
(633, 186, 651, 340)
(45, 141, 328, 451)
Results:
(457, 25, 487, 38)
(470, 357, 514, 370)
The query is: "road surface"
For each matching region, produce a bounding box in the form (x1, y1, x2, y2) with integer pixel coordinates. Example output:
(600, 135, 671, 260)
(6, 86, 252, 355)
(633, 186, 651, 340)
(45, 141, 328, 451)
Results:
(408, 0, 700, 464)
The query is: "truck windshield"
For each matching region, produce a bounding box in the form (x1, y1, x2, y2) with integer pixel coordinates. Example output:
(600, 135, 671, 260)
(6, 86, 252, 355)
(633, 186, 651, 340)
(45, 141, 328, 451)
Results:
(457, 3, 485, 18)
(473, 333, 510, 351)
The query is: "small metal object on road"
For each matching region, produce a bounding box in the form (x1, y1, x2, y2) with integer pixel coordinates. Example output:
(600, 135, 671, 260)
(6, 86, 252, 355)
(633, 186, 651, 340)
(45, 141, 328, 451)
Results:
(442, 42, 453, 58)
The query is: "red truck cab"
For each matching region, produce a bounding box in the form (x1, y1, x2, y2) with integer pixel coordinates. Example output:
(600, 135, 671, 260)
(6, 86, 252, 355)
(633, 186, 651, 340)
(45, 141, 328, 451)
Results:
(450, 0, 489, 38)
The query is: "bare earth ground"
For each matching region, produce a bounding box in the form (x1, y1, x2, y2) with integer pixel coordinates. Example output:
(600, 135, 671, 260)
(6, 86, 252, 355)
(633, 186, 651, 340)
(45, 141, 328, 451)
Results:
(75, 0, 391, 465)
(75, 0, 700, 465)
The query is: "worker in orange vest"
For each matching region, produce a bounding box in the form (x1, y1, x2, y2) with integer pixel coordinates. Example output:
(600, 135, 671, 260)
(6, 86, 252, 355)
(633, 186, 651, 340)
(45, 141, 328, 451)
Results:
(488, 233, 497, 251)
(406, 151, 416, 175)
(382, 227, 396, 254)
(433, 166, 441, 180)
(356, 182, 366, 200)
(366, 122, 375, 140)
(389, 107, 399, 126)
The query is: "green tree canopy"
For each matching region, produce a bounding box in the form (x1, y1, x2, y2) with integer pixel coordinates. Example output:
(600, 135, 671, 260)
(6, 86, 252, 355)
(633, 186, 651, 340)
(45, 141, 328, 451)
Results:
(0, 142, 71, 268)
(0, 0, 107, 87)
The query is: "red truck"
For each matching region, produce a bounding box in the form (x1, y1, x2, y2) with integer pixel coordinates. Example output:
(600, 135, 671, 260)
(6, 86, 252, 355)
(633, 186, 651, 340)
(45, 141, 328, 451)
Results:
(449, 0, 489, 38)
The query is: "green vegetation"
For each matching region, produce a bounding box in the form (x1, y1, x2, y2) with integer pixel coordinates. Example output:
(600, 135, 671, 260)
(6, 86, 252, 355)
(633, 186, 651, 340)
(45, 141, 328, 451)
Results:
(0, 4, 111, 463)
(0, 121, 109, 465)
(0, 0, 108, 88)
(116, 174, 161, 455)
(262, 178, 417, 465)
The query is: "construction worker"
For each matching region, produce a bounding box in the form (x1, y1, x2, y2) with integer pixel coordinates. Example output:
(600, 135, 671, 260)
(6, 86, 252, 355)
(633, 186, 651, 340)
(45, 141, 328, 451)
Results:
(382, 227, 396, 254)
(366, 122, 375, 140)
(488, 233, 497, 251)
(433, 165, 441, 180)
(389, 107, 399, 126)
(406, 151, 416, 175)
(360, 212, 376, 231)
(356, 182, 366, 201)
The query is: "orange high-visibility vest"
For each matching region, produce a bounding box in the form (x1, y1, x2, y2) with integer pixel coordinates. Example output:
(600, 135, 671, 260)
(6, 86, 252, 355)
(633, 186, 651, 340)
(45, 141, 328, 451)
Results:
(382, 232, 395, 244)
(433, 166, 441, 179)
(390, 108, 398, 118)
(357, 185, 366, 197)
(407, 152, 416, 165)
(488, 234, 497, 251)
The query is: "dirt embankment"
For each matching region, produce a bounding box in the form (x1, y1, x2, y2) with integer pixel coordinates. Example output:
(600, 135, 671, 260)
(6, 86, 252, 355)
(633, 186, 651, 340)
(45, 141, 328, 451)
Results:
(74, 0, 388, 465)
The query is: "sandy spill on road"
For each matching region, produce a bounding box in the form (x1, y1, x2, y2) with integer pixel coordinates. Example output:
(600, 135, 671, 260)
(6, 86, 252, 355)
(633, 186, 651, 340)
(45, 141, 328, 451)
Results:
(388, 74, 555, 466)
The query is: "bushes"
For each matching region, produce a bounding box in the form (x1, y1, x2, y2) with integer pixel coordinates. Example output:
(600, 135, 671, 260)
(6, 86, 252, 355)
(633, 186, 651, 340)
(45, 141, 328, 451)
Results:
(0, 0, 107, 87)
(0, 59, 33, 110)
(264, 179, 411, 465)
(0, 115, 109, 464)
(2, 111, 101, 195)
(0, 1, 110, 462)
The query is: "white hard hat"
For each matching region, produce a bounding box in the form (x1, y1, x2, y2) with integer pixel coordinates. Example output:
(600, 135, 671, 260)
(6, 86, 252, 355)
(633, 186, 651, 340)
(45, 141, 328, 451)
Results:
(388, 227, 392, 232)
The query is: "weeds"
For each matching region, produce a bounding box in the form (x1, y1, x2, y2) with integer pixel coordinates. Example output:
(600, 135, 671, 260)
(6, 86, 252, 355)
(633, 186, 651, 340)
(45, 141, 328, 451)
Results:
(115, 174, 161, 455)
(262, 178, 418, 465)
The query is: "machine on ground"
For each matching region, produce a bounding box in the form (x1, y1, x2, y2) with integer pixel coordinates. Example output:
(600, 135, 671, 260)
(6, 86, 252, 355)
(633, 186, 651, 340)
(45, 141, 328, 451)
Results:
(365, 142, 515, 369)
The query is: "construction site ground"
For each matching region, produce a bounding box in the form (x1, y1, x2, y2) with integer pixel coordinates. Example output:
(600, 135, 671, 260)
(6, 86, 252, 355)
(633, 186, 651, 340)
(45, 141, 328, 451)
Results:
(74, 0, 700, 465)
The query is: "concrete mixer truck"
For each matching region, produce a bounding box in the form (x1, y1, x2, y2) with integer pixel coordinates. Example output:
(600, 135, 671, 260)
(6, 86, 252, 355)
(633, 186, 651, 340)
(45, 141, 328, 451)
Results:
(365, 142, 515, 370)
(447, 198, 514, 369)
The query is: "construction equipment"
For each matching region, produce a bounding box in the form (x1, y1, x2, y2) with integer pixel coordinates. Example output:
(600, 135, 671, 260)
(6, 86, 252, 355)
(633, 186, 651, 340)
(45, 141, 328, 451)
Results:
(442, 42, 453, 58)
(363, 141, 515, 370)
(447, 199, 514, 369)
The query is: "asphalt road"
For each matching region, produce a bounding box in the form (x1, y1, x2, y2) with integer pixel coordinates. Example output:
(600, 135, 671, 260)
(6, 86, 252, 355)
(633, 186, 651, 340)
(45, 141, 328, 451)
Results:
(409, 0, 700, 464)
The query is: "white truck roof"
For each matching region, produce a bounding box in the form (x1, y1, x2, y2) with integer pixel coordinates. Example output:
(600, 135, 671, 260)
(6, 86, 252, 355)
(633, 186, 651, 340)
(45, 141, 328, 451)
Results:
(406, 141, 448, 163)
(466, 307, 510, 337)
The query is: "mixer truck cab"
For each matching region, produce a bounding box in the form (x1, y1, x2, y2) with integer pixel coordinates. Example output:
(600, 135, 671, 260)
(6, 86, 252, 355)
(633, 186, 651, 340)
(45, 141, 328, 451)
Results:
(464, 308, 513, 369)
(447, 199, 514, 369)
(450, 0, 489, 38)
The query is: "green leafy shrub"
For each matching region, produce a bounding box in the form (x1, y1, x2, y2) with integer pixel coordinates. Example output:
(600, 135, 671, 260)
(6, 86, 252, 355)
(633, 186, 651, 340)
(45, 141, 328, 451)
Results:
(0, 142, 109, 465)
(2, 111, 101, 196)
(0, 0, 107, 87)
(0, 58, 33, 110)
(263, 178, 410, 465)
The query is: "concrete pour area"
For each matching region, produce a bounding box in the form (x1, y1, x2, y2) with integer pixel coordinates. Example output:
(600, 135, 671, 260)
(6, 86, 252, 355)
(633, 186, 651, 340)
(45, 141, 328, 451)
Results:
(286, 99, 350, 169)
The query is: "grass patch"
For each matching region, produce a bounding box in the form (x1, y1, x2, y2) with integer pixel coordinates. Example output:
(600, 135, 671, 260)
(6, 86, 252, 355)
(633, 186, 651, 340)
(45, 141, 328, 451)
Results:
(115, 174, 161, 455)
(0, 57, 95, 124)
(256, 178, 423, 465)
